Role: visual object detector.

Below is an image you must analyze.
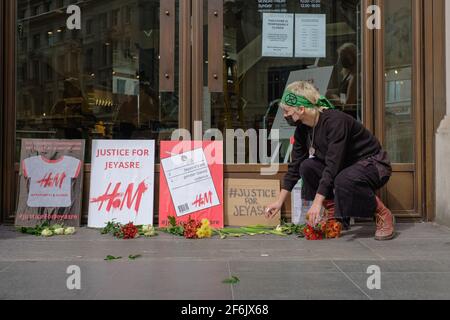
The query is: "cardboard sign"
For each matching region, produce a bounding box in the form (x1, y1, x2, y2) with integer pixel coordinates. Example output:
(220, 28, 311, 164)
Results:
(88, 140, 155, 228)
(15, 139, 85, 227)
(224, 179, 280, 227)
(159, 141, 224, 229)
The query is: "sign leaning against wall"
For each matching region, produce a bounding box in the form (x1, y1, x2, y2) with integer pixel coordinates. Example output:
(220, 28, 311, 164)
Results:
(159, 141, 224, 229)
(15, 139, 85, 227)
(88, 140, 156, 228)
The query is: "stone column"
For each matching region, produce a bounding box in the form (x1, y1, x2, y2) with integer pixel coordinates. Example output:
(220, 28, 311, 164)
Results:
(436, 0, 450, 226)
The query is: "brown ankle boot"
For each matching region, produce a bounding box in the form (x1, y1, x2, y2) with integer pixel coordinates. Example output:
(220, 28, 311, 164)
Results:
(322, 200, 351, 231)
(375, 197, 395, 241)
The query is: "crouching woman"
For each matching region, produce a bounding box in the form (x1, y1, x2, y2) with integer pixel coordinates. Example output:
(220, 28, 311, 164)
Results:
(266, 81, 395, 241)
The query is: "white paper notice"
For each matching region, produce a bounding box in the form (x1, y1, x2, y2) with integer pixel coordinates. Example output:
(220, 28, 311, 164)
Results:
(295, 14, 326, 58)
(262, 13, 294, 57)
(161, 148, 220, 217)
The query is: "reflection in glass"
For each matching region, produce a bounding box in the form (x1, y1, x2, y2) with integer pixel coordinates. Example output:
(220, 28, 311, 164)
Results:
(384, 0, 414, 164)
(204, 0, 363, 164)
(16, 0, 180, 162)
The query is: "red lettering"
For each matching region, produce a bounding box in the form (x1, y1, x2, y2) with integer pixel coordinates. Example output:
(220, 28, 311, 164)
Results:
(90, 180, 148, 214)
(192, 191, 213, 208)
(120, 181, 148, 213)
(37, 172, 67, 189)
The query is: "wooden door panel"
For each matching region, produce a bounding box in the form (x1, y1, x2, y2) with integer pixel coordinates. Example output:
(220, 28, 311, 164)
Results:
(375, 0, 424, 218)
(386, 171, 415, 213)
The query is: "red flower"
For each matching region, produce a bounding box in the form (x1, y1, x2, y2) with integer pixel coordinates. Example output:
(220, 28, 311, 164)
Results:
(302, 223, 327, 241)
(303, 225, 313, 236)
(119, 222, 139, 239)
(182, 219, 202, 239)
(325, 220, 342, 239)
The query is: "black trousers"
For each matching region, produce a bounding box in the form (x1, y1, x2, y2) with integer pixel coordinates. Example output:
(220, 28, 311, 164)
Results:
(299, 158, 390, 219)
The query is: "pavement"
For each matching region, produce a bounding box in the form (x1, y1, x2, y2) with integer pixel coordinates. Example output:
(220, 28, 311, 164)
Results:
(1, 222, 450, 300)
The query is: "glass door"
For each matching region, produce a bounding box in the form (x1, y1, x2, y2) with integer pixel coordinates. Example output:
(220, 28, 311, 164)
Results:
(2, 0, 192, 223)
(197, 0, 369, 164)
(375, 0, 424, 218)
(15, 0, 189, 162)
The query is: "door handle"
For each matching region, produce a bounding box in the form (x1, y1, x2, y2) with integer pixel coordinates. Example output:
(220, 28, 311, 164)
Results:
(159, 0, 175, 92)
(208, 0, 223, 93)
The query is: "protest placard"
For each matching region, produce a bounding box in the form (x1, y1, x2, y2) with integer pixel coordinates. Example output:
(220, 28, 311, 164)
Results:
(88, 140, 155, 228)
(15, 139, 85, 227)
(159, 141, 224, 229)
(224, 179, 281, 227)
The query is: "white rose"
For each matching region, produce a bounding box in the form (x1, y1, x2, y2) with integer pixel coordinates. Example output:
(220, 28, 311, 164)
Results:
(41, 229, 53, 237)
(142, 225, 154, 233)
(64, 227, 76, 235)
(144, 231, 156, 237)
(54, 228, 65, 235)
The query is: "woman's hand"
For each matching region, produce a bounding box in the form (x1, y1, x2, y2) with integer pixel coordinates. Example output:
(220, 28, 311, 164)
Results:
(307, 203, 324, 226)
(265, 201, 283, 219)
(265, 189, 290, 219)
(307, 194, 326, 226)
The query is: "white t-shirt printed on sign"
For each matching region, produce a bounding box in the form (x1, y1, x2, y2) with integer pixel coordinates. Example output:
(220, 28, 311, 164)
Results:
(22, 156, 82, 208)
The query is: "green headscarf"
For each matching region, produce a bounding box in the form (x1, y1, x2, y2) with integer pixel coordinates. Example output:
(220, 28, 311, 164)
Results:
(281, 90, 335, 110)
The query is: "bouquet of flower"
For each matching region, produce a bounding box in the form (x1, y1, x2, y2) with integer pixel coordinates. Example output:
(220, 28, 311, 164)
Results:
(159, 217, 213, 239)
(117, 223, 139, 239)
(299, 219, 343, 241)
(101, 221, 158, 239)
(18, 222, 76, 237)
(196, 219, 213, 239)
(182, 219, 202, 239)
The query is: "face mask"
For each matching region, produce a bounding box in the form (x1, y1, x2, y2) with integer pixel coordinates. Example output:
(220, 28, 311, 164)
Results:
(284, 115, 301, 127)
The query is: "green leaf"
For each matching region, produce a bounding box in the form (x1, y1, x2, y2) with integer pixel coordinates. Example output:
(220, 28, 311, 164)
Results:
(246, 225, 273, 230)
(104, 255, 122, 261)
(268, 230, 288, 237)
(222, 276, 240, 284)
(168, 216, 177, 227)
(101, 220, 122, 236)
(219, 228, 248, 234)
(128, 254, 142, 260)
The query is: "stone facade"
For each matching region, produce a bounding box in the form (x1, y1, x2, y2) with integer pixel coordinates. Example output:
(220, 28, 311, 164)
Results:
(436, 0, 450, 227)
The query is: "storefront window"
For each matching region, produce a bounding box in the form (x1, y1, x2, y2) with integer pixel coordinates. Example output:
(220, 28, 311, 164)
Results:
(384, 0, 414, 164)
(16, 0, 180, 162)
(204, 0, 363, 164)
